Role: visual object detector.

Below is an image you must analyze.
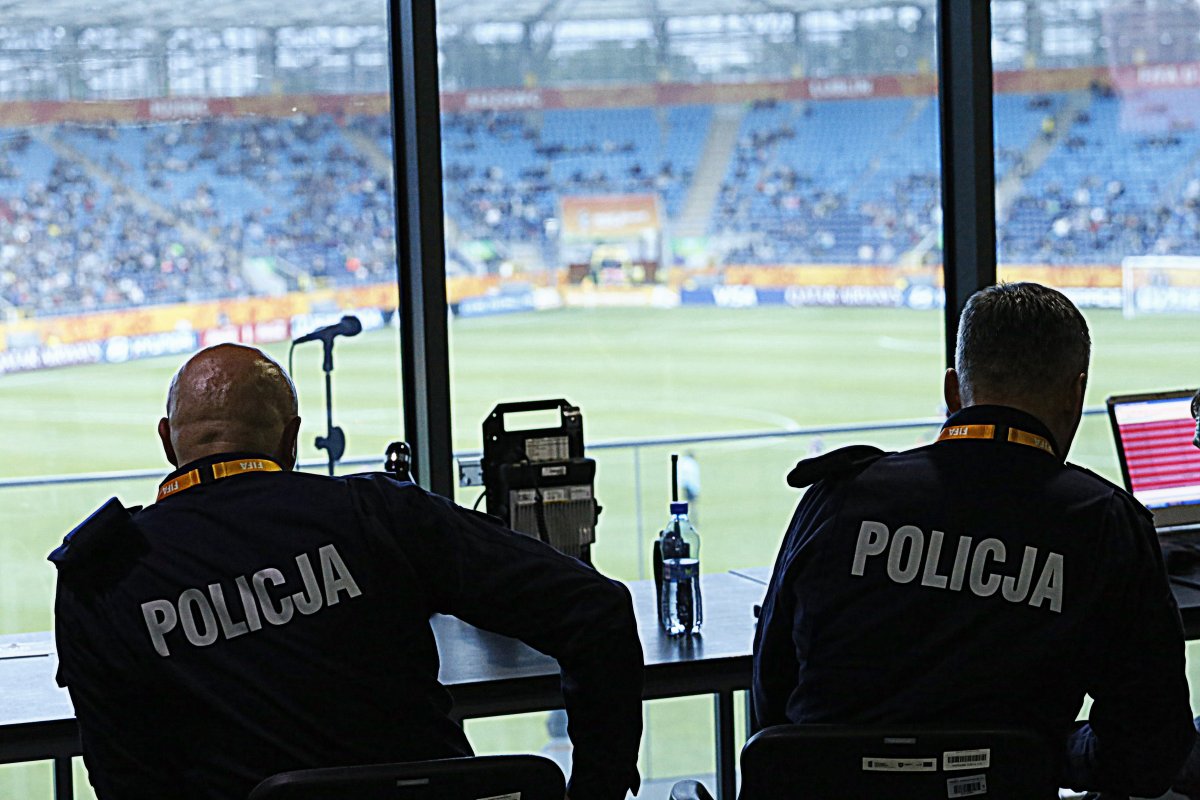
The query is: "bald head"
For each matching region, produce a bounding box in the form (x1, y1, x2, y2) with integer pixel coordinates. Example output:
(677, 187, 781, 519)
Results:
(158, 344, 301, 469)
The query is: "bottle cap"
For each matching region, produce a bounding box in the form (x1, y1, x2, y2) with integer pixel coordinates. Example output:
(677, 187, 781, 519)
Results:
(670, 501, 689, 515)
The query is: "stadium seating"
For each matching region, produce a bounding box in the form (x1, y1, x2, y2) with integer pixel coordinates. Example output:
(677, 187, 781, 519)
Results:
(57, 115, 395, 286)
(0, 132, 242, 315)
(438, 105, 705, 243)
(714, 96, 940, 263)
(1000, 88, 1200, 263)
(6, 85, 1200, 316)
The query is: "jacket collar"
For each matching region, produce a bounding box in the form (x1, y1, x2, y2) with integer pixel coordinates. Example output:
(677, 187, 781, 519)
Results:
(941, 405, 1061, 459)
(163, 451, 279, 483)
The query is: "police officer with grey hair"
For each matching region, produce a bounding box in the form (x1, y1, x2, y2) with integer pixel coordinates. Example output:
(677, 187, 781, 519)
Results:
(1168, 389, 1200, 799)
(1193, 389, 1200, 449)
(50, 343, 643, 800)
(752, 282, 1194, 797)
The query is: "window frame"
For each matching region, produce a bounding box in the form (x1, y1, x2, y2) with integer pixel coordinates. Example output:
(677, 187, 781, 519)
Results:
(388, 0, 1001, 495)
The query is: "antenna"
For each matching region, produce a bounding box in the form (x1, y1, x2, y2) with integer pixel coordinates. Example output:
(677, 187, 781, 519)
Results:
(671, 453, 679, 503)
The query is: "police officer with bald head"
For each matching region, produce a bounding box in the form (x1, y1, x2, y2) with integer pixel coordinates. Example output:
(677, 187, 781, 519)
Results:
(752, 282, 1194, 797)
(51, 343, 643, 800)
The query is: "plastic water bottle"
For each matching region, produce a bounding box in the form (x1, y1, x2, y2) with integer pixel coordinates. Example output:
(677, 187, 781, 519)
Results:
(660, 501, 702, 636)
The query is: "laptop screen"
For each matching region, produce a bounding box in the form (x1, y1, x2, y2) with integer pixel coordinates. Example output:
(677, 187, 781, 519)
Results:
(1108, 390, 1200, 530)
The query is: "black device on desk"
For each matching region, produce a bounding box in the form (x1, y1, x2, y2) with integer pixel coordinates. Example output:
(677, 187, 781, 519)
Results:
(482, 400, 599, 563)
(1107, 389, 1200, 584)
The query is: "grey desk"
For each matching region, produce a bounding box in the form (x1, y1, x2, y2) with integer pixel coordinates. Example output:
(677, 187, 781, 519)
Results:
(10, 568, 1200, 800)
(0, 573, 765, 800)
(0, 633, 75, 794)
(433, 573, 764, 800)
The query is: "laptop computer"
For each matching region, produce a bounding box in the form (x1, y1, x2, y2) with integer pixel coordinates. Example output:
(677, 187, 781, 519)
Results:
(1106, 389, 1200, 538)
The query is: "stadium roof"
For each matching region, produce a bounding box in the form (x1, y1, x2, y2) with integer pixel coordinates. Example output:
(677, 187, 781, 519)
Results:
(0, 0, 931, 31)
(436, 0, 931, 25)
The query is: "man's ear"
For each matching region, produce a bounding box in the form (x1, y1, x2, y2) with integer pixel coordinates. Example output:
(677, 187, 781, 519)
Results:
(1068, 372, 1088, 421)
(944, 368, 963, 415)
(158, 417, 179, 467)
(275, 416, 302, 471)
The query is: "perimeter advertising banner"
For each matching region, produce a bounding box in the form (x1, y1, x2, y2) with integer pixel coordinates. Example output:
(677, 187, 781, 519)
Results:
(0, 275, 502, 361)
(691, 264, 1124, 310)
(0, 283, 391, 351)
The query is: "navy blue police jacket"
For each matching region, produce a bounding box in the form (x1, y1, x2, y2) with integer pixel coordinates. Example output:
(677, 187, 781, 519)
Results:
(752, 405, 1194, 797)
(50, 453, 643, 800)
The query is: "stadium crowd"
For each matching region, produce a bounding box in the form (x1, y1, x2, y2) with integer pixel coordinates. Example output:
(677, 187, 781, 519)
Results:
(438, 110, 693, 243)
(4, 91, 1200, 317)
(0, 148, 241, 316)
(714, 107, 940, 265)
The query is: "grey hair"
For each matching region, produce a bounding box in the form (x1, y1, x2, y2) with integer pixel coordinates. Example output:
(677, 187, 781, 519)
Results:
(955, 282, 1090, 404)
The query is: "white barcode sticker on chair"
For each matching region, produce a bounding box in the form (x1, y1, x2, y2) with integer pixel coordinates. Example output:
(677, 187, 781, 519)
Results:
(947, 774, 987, 798)
(943, 748, 990, 771)
(862, 756, 938, 772)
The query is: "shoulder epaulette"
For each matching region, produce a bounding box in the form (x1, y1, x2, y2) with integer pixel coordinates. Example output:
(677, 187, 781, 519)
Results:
(48, 497, 146, 573)
(787, 445, 890, 489)
(1063, 462, 1155, 521)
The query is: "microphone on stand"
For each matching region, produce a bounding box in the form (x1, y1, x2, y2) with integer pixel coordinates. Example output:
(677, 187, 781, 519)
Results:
(291, 314, 362, 476)
(292, 315, 362, 345)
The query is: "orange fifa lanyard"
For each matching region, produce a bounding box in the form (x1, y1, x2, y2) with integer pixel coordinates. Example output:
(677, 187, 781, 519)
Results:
(157, 458, 282, 502)
(936, 423, 1056, 457)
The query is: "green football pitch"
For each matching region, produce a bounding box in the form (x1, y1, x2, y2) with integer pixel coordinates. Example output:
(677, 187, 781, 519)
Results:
(3, 305, 1200, 798)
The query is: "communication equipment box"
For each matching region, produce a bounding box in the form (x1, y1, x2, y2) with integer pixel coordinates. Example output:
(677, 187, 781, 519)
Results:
(482, 399, 599, 563)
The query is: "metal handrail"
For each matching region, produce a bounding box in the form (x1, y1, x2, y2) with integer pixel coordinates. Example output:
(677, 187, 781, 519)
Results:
(0, 406, 1109, 490)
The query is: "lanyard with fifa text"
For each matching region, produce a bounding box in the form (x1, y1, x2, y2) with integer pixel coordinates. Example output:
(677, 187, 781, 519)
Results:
(936, 423, 1057, 457)
(156, 458, 282, 502)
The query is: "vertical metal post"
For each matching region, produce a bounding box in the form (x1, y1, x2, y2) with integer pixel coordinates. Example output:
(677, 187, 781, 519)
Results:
(634, 446, 645, 581)
(714, 690, 737, 800)
(54, 756, 72, 800)
(322, 368, 336, 476)
(642, 703, 654, 790)
(936, 0, 997, 368)
(389, 0, 455, 497)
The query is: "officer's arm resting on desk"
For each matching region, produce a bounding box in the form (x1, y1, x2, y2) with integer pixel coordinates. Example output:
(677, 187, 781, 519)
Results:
(358, 478, 643, 800)
(1063, 495, 1195, 797)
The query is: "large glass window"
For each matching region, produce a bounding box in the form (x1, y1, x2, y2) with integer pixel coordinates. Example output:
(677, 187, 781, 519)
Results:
(992, 0, 1200, 479)
(437, 1, 943, 790)
(0, 8, 400, 798)
(992, 0, 1200, 717)
(31, 1, 1200, 796)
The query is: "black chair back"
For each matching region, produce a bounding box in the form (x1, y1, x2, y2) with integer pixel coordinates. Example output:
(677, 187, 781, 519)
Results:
(739, 724, 1056, 800)
(247, 754, 566, 800)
